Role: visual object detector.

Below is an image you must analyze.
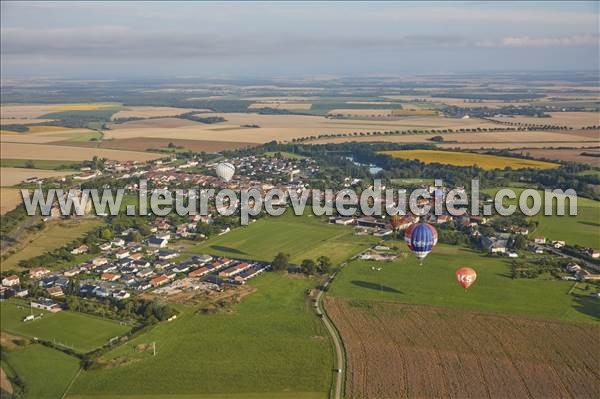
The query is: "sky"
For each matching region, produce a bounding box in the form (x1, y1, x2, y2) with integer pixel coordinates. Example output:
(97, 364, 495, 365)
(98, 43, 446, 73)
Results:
(1, 1, 599, 78)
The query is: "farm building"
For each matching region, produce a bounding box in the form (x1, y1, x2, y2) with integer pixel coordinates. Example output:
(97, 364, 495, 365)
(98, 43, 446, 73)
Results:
(31, 298, 62, 312)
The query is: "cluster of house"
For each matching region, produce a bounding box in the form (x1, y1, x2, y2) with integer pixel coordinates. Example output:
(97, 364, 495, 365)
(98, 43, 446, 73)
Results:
(563, 262, 600, 282)
(0, 274, 28, 301)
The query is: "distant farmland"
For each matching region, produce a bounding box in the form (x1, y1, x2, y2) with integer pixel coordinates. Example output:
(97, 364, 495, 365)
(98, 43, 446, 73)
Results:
(326, 298, 600, 399)
(1, 142, 162, 162)
(380, 149, 560, 170)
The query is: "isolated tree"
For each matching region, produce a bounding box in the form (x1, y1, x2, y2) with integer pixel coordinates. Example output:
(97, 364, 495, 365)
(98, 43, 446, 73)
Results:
(317, 256, 332, 274)
(301, 259, 316, 275)
(272, 252, 290, 272)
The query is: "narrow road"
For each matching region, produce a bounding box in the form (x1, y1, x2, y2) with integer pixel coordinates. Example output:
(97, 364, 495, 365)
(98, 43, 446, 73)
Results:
(316, 260, 350, 399)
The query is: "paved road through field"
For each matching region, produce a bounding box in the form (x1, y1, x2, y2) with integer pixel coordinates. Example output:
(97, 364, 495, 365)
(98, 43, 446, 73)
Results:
(316, 261, 348, 399)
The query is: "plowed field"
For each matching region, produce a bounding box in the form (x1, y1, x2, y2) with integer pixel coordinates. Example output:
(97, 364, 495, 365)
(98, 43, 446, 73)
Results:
(325, 298, 600, 399)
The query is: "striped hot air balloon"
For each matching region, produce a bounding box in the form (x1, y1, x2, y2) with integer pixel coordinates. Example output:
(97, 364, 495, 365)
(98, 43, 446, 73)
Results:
(405, 222, 438, 264)
(215, 162, 235, 182)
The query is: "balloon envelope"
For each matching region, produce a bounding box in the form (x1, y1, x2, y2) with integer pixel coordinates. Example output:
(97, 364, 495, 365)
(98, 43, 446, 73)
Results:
(456, 267, 477, 289)
(390, 215, 402, 230)
(216, 162, 235, 182)
(405, 222, 438, 261)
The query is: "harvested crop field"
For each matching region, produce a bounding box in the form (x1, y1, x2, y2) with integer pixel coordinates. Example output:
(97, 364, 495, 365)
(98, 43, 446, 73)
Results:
(105, 113, 497, 143)
(1, 142, 162, 162)
(57, 137, 256, 152)
(0, 127, 96, 144)
(509, 148, 600, 166)
(0, 118, 55, 125)
(325, 298, 600, 399)
(248, 102, 312, 110)
(110, 106, 209, 120)
(0, 188, 22, 215)
(1, 167, 74, 186)
(327, 109, 394, 117)
(0, 103, 119, 119)
(312, 130, 599, 148)
(380, 149, 559, 170)
(491, 112, 600, 128)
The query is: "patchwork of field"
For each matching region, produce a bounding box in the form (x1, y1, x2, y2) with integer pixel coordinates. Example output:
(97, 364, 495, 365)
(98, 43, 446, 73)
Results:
(1, 167, 74, 186)
(105, 113, 497, 143)
(68, 273, 333, 398)
(110, 106, 209, 120)
(325, 298, 600, 399)
(1, 218, 102, 271)
(510, 148, 600, 166)
(380, 149, 560, 170)
(1, 142, 162, 162)
(1, 300, 130, 353)
(491, 112, 600, 128)
(187, 212, 377, 265)
(3, 344, 80, 399)
(0, 187, 22, 215)
(0, 103, 120, 119)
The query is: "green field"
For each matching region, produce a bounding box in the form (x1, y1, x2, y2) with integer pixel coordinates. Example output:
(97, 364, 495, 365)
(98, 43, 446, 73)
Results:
(263, 151, 306, 160)
(188, 212, 377, 265)
(1, 218, 103, 271)
(327, 244, 599, 323)
(68, 273, 333, 398)
(483, 187, 600, 248)
(381, 149, 560, 170)
(3, 344, 80, 399)
(0, 159, 80, 170)
(1, 301, 130, 353)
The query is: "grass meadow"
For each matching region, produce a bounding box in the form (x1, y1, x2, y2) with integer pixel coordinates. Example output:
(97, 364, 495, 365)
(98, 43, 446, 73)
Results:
(1, 300, 130, 353)
(68, 273, 333, 398)
(380, 149, 560, 170)
(3, 344, 80, 399)
(327, 244, 599, 323)
(1, 219, 103, 271)
(188, 212, 377, 265)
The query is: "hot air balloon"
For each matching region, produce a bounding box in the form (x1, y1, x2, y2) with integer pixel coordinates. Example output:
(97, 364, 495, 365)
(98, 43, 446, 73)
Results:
(405, 222, 438, 264)
(455, 267, 477, 289)
(390, 215, 402, 239)
(215, 162, 235, 182)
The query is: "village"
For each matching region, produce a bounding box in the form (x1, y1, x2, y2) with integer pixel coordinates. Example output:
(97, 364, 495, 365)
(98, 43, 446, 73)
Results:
(2, 152, 599, 314)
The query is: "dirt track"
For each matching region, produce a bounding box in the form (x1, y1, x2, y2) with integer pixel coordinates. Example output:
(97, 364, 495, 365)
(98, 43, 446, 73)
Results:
(325, 298, 600, 399)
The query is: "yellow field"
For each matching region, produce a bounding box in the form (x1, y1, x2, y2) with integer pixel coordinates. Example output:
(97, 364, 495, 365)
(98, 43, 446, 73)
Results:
(0, 167, 74, 186)
(1, 142, 162, 162)
(380, 149, 560, 170)
(1, 218, 102, 271)
(0, 188, 22, 215)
